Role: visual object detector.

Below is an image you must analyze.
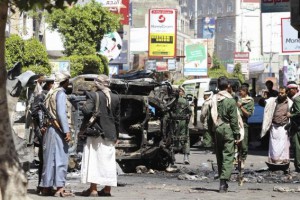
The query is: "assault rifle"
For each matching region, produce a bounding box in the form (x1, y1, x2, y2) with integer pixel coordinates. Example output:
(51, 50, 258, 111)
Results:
(38, 102, 64, 135)
(237, 142, 244, 186)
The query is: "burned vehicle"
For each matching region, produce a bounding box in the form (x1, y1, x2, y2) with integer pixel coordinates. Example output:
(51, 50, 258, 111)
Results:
(68, 74, 190, 172)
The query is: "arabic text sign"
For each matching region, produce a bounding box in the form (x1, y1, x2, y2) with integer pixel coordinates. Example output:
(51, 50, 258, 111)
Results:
(148, 8, 177, 58)
(98, 0, 129, 25)
(261, 0, 290, 13)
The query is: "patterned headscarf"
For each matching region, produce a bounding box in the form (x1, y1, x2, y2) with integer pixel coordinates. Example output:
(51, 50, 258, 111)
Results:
(95, 74, 111, 109)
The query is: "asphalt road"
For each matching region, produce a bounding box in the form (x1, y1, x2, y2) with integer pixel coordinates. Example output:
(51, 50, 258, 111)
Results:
(27, 148, 300, 200)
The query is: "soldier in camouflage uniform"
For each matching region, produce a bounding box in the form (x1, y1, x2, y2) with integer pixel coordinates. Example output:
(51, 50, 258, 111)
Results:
(210, 76, 240, 193)
(174, 86, 192, 164)
(200, 91, 213, 149)
(237, 85, 254, 169)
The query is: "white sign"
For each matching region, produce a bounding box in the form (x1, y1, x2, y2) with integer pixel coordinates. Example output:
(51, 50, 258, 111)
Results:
(281, 18, 300, 54)
(99, 32, 122, 61)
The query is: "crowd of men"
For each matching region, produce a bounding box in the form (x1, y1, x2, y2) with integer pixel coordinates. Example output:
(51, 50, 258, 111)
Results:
(30, 72, 119, 197)
(29, 74, 300, 196)
(196, 77, 300, 192)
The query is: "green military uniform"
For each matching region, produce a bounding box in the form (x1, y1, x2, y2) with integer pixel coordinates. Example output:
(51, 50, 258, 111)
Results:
(214, 97, 239, 180)
(175, 96, 192, 155)
(238, 96, 254, 161)
(200, 99, 213, 148)
(290, 95, 300, 172)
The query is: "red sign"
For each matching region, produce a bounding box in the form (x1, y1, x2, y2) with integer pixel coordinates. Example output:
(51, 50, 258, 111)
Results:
(101, 0, 129, 25)
(156, 61, 168, 72)
(234, 52, 249, 59)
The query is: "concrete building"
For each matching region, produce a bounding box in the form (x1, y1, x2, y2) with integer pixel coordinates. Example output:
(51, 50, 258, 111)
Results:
(195, 0, 263, 78)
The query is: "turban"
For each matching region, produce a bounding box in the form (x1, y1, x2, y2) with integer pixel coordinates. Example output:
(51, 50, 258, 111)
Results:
(95, 74, 110, 87)
(204, 90, 213, 95)
(178, 86, 185, 93)
(287, 83, 298, 89)
(55, 71, 71, 83)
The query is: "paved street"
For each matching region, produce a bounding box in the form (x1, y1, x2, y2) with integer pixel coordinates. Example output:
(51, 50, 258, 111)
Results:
(27, 148, 300, 200)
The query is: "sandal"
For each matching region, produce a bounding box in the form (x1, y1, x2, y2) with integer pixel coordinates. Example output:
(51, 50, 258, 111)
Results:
(81, 188, 98, 197)
(98, 189, 111, 197)
(54, 190, 75, 197)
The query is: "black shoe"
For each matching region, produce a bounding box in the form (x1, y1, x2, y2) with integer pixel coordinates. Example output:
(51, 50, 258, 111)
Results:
(219, 179, 228, 193)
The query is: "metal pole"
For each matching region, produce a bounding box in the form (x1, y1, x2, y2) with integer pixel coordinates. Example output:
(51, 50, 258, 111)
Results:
(194, 0, 197, 38)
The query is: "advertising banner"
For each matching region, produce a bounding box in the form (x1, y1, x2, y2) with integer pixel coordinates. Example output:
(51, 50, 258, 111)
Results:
(261, 0, 290, 13)
(50, 60, 70, 74)
(99, 32, 122, 61)
(148, 9, 177, 58)
(281, 18, 300, 54)
(202, 17, 215, 39)
(233, 52, 249, 74)
(98, 0, 130, 25)
(156, 61, 168, 72)
(184, 39, 207, 76)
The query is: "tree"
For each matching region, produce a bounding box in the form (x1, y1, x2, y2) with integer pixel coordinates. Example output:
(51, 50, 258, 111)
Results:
(232, 62, 245, 83)
(22, 37, 51, 74)
(66, 54, 109, 77)
(5, 34, 25, 69)
(5, 34, 51, 74)
(46, 0, 120, 56)
(208, 54, 230, 78)
(0, 1, 78, 199)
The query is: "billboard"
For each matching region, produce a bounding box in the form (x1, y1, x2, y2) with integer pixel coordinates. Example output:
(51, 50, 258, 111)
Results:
(97, 0, 130, 25)
(281, 18, 300, 54)
(202, 17, 216, 39)
(50, 60, 70, 74)
(261, 0, 290, 13)
(99, 32, 122, 61)
(148, 9, 177, 58)
(184, 39, 207, 76)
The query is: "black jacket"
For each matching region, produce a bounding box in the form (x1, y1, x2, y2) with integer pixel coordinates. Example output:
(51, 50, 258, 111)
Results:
(81, 90, 120, 141)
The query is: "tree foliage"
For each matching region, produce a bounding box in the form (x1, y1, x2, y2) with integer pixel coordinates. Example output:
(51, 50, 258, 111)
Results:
(46, 0, 120, 56)
(5, 34, 25, 68)
(232, 62, 245, 83)
(5, 34, 50, 74)
(208, 54, 230, 78)
(66, 54, 109, 77)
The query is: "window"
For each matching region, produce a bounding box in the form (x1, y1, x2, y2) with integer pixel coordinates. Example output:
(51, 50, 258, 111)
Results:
(217, 4, 223, 14)
(208, 4, 213, 15)
(198, 5, 203, 15)
(218, 45, 222, 51)
(218, 24, 222, 32)
(227, 1, 233, 12)
(228, 22, 233, 31)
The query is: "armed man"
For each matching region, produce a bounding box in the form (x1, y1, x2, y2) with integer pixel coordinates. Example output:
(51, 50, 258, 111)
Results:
(210, 76, 240, 192)
(30, 76, 54, 194)
(40, 71, 73, 197)
(173, 86, 192, 164)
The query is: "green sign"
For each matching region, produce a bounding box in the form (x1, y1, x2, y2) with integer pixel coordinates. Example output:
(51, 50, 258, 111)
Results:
(185, 44, 206, 63)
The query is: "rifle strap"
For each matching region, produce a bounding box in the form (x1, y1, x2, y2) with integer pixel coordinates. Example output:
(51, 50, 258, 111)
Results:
(88, 92, 100, 124)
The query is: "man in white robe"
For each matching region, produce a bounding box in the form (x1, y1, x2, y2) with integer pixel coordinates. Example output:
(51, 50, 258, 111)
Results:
(80, 74, 120, 197)
(261, 87, 292, 164)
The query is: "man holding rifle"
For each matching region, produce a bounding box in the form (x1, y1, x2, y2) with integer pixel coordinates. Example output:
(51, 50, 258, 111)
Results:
(39, 71, 73, 197)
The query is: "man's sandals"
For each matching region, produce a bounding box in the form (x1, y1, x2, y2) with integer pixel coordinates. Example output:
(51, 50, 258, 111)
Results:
(81, 188, 111, 197)
(53, 190, 75, 197)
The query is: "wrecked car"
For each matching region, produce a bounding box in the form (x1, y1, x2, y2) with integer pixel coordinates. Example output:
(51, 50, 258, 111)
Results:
(68, 74, 190, 172)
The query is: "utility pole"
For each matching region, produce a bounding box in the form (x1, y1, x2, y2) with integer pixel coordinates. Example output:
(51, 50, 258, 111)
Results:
(194, 0, 197, 38)
(240, 0, 244, 52)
